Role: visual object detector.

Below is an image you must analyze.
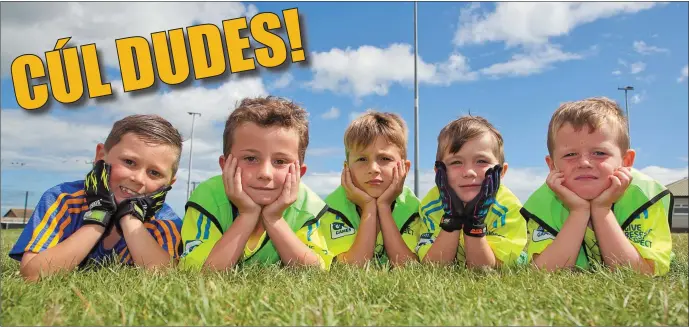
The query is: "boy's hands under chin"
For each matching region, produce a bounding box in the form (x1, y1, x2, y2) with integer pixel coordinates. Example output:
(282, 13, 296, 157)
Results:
(262, 161, 300, 223)
(591, 167, 633, 210)
(377, 161, 407, 207)
(342, 163, 376, 210)
(222, 154, 261, 217)
(546, 170, 590, 214)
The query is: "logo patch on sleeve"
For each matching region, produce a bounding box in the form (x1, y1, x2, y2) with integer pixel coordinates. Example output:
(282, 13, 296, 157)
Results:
(532, 226, 555, 242)
(331, 222, 355, 239)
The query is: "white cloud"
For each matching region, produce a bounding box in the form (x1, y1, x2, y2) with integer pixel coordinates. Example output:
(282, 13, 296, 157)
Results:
(306, 44, 477, 98)
(612, 70, 622, 76)
(631, 92, 644, 104)
(639, 166, 689, 186)
(480, 44, 583, 77)
(633, 40, 669, 55)
(0, 2, 257, 75)
(270, 73, 294, 89)
(321, 107, 340, 120)
(618, 59, 628, 67)
(678, 65, 688, 83)
(454, 2, 658, 47)
(349, 111, 366, 121)
(630, 61, 646, 74)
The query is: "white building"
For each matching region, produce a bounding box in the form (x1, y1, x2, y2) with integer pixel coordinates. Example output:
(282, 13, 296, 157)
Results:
(666, 177, 688, 232)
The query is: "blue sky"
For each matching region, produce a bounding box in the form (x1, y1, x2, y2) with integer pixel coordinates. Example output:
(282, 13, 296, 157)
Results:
(1, 2, 687, 217)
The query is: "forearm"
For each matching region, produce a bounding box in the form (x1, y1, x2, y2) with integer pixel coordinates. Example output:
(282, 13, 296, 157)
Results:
(422, 230, 460, 265)
(204, 212, 258, 271)
(263, 217, 323, 268)
(119, 216, 174, 269)
(378, 205, 417, 267)
(533, 210, 589, 271)
(591, 207, 653, 274)
(337, 205, 378, 267)
(20, 225, 104, 281)
(464, 235, 497, 268)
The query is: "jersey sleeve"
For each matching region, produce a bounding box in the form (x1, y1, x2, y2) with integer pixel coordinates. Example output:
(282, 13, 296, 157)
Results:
(415, 198, 444, 261)
(484, 197, 528, 265)
(9, 188, 81, 261)
(178, 206, 224, 270)
(318, 210, 358, 259)
(144, 218, 182, 259)
(401, 214, 424, 253)
(295, 218, 335, 271)
(525, 219, 556, 262)
(623, 200, 673, 276)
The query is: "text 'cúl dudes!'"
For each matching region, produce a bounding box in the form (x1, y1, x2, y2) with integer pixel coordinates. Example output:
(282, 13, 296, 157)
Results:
(10, 8, 306, 110)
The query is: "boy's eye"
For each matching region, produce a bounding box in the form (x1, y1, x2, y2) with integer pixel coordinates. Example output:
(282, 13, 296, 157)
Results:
(450, 160, 461, 165)
(477, 159, 489, 164)
(381, 157, 393, 161)
(563, 153, 576, 158)
(244, 156, 257, 163)
(123, 159, 135, 166)
(149, 170, 162, 178)
(356, 157, 366, 162)
(274, 159, 288, 165)
(593, 151, 607, 156)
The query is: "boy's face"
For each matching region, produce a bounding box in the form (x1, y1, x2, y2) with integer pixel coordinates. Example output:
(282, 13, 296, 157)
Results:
(95, 133, 178, 204)
(347, 136, 410, 199)
(546, 123, 635, 200)
(439, 132, 507, 203)
(219, 122, 306, 206)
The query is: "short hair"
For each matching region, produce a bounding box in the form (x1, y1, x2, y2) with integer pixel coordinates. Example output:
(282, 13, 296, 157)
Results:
(223, 96, 309, 162)
(436, 116, 505, 164)
(344, 111, 408, 160)
(547, 97, 629, 157)
(104, 114, 183, 175)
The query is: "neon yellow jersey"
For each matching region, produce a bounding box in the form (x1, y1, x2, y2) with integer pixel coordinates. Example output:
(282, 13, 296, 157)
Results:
(179, 206, 333, 270)
(526, 199, 673, 276)
(415, 185, 527, 266)
(318, 210, 424, 262)
(319, 185, 423, 264)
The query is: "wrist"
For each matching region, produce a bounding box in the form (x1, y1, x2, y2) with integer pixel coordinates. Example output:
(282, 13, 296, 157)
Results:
(590, 206, 612, 218)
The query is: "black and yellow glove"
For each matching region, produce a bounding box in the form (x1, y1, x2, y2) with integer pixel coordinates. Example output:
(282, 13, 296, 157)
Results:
(114, 185, 171, 225)
(82, 160, 117, 228)
(435, 161, 464, 232)
(463, 165, 502, 238)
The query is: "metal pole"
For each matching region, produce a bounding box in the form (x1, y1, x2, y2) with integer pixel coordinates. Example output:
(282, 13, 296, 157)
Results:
(186, 112, 201, 200)
(413, 1, 420, 197)
(624, 89, 631, 146)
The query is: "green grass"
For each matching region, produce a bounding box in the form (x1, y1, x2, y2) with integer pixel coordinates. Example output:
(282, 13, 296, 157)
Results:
(2, 228, 687, 326)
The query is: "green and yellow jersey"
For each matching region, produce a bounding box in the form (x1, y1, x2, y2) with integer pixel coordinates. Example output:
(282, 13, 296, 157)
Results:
(415, 185, 527, 266)
(319, 185, 422, 265)
(521, 168, 674, 276)
(178, 175, 334, 271)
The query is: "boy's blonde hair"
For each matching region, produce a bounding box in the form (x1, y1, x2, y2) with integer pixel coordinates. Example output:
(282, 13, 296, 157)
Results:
(547, 97, 629, 157)
(223, 96, 310, 162)
(344, 111, 408, 160)
(104, 114, 183, 175)
(436, 116, 505, 164)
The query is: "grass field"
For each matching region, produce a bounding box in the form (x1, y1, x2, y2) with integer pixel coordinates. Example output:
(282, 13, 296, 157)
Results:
(1, 229, 687, 326)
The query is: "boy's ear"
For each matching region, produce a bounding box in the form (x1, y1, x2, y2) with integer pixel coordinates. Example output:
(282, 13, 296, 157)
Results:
(299, 162, 307, 177)
(94, 143, 106, 162)
(545, 155, 556, 172)
(500, 162, 508, 178)
(404, 159, 411, 173)
(622, 149, 636, 167)
(218, 155, 226, 171)
(169, 176, 177, 186)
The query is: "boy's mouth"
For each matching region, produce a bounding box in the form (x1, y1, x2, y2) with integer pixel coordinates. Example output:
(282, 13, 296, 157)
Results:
(460, 183, 481, 188)
(366, 179, 384, 186)
(574, 175, 598, 181)
(119, 186, 141, 196)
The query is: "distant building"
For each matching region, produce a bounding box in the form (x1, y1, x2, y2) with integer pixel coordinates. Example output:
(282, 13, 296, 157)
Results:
(666, 177, 688, 232)
(1, 208, 32, 229)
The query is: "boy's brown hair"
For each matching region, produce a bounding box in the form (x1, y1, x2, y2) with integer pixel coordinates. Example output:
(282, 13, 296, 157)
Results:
(104, 114, 184, 175)
(547, 97, 629, 156)
(436, 116, 505, 164)
(223, 96, 310, 162)
(344, 111, 408, 160)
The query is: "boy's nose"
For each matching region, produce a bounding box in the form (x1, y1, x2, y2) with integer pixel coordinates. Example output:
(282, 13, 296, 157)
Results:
(368, 161, 381, 174)
(257, 161, 273, 180)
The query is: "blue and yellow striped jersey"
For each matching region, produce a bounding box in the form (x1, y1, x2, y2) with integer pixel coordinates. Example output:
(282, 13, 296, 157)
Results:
(9, 180, 182, 265)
